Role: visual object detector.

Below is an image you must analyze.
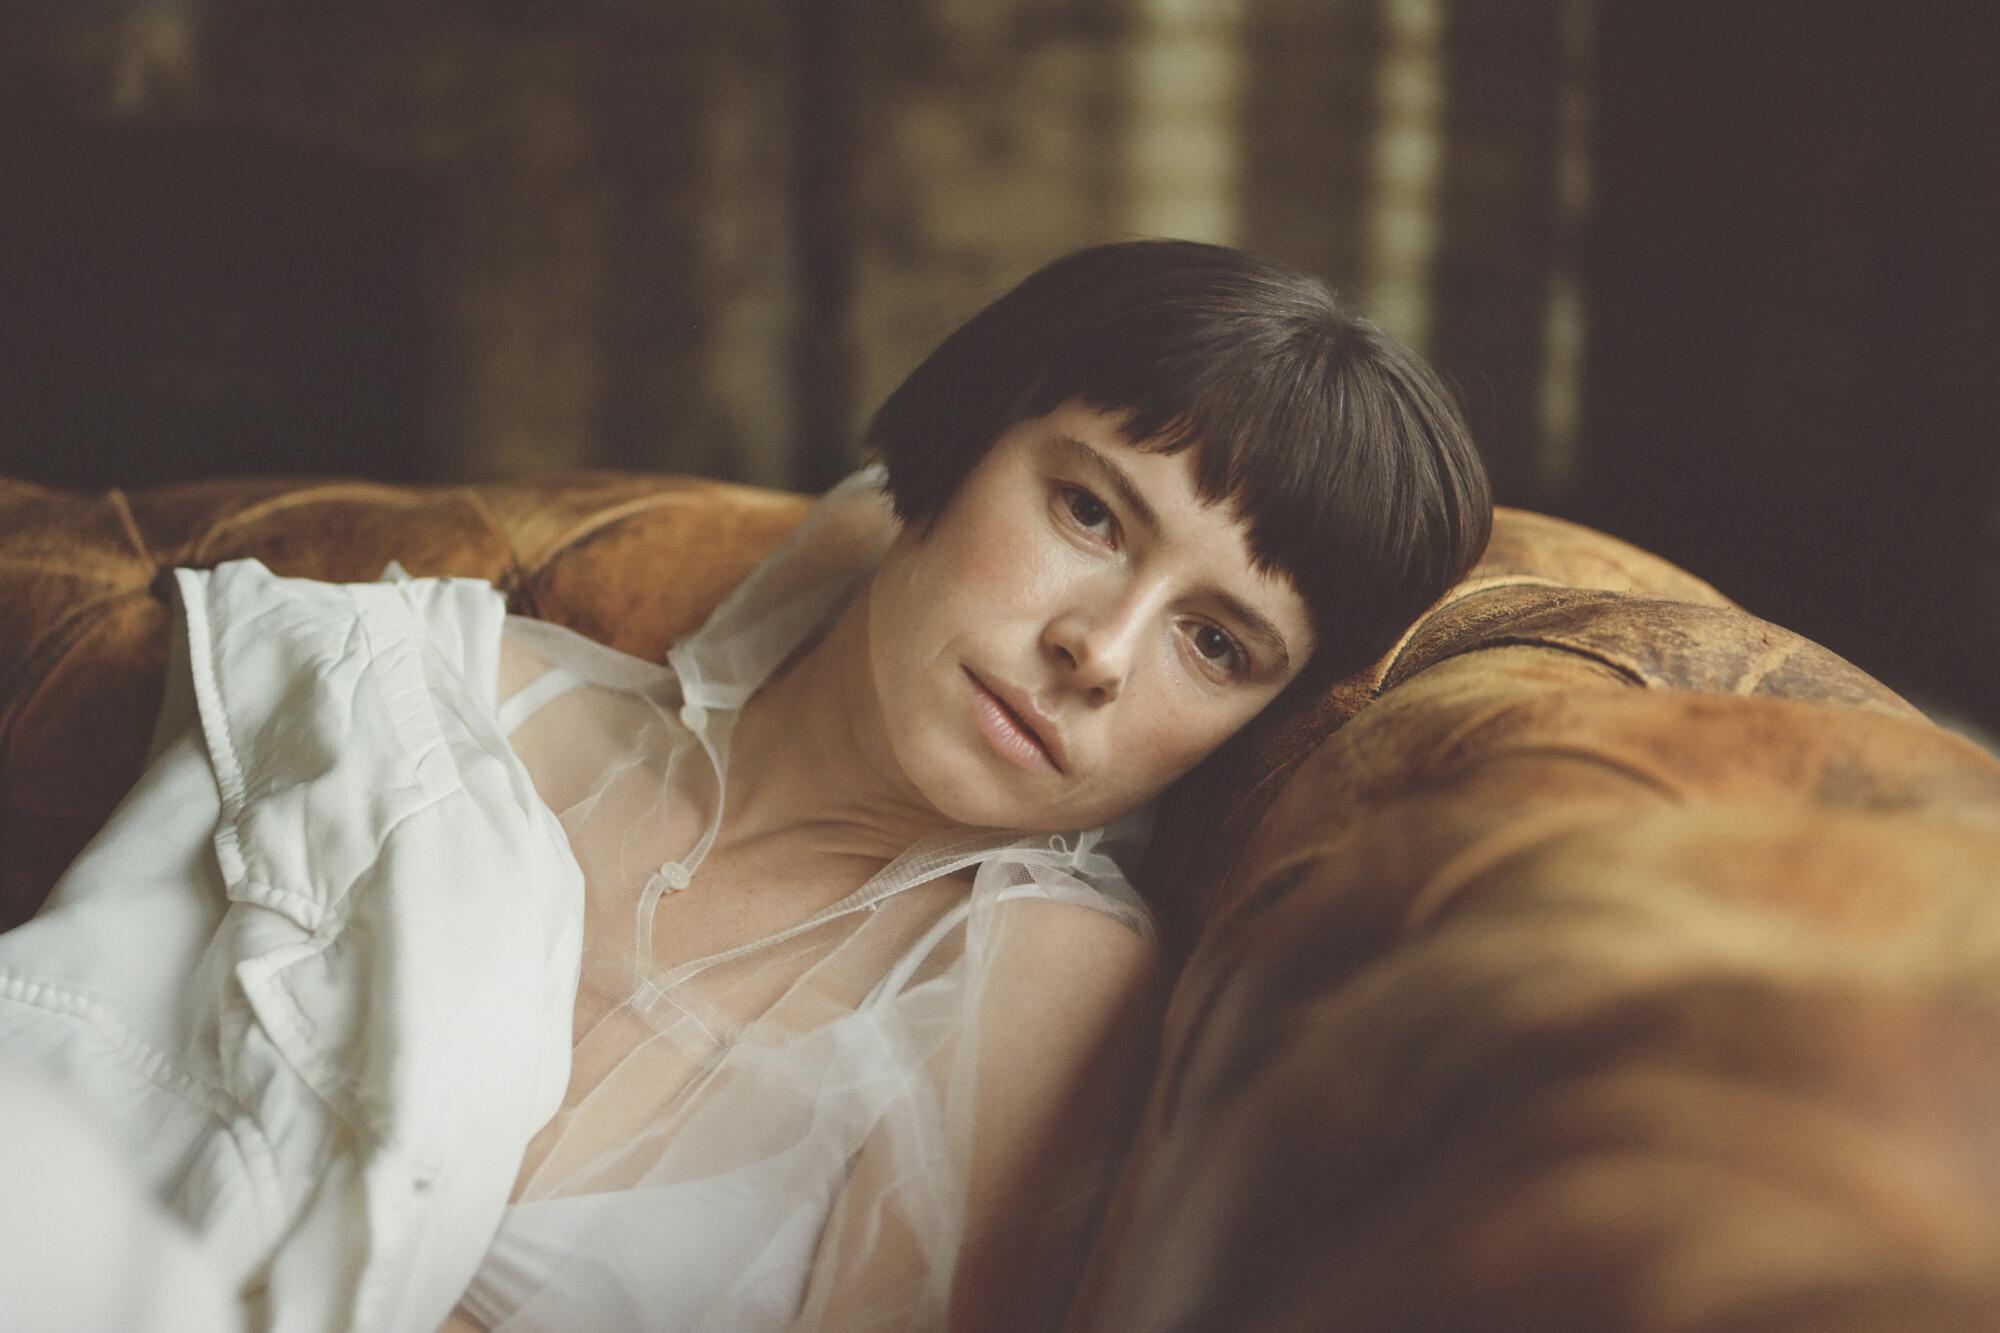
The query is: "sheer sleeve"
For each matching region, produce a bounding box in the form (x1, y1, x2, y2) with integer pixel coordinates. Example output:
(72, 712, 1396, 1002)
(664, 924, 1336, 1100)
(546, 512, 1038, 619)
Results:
(795, 857, 1165, 1332)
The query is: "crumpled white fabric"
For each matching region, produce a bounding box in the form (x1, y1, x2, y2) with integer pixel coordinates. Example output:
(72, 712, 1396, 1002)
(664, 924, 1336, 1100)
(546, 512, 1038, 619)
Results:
(0, 561, 584, 1333)
(0, 1051, 245, 1333)
(461, 465, 1161, 1331)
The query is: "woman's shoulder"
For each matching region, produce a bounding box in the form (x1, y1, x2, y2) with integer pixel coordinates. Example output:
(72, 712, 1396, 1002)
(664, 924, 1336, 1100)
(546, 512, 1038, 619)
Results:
(986, 890, 1160, 987)
(970, 840, 1158, 949)
(959, 854, 1161, 1010)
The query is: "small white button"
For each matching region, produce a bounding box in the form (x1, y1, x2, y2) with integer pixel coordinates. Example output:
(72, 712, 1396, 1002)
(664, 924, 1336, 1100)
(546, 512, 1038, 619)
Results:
(679, 702, 705, 730)
(660, 861, 692, 891)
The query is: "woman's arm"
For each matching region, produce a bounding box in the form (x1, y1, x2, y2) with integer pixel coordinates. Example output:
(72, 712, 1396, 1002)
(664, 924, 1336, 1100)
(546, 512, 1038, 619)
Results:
(947, 900, 1163, 1331)
(802, 898, 1165, 1331)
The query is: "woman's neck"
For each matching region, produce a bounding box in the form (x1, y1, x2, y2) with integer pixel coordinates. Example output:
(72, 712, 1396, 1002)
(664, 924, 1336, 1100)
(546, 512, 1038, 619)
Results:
(718, 579, 958, 864)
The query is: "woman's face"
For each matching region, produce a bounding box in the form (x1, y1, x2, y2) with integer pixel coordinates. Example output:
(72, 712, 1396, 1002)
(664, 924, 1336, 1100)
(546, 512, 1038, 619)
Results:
(866, 400, 1316, 832)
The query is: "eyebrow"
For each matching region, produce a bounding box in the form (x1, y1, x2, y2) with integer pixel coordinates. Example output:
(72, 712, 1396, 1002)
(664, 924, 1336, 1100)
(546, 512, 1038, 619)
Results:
(1048, 431, 1295, 675)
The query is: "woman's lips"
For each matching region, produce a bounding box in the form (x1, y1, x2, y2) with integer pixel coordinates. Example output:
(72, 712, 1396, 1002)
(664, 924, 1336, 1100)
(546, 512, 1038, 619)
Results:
(964, 668, 1062, 773)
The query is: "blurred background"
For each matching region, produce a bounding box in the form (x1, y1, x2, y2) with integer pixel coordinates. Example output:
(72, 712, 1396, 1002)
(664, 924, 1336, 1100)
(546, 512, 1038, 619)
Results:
(2, 1, 1994, 734)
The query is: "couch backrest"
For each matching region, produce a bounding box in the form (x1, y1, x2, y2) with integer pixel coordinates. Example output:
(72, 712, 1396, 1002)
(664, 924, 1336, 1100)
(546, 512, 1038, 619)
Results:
(0, 473, 808, 925)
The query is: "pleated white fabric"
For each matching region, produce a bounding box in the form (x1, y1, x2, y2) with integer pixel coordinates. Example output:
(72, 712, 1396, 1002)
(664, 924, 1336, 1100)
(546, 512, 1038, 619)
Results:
(0, 561, 585, 1333)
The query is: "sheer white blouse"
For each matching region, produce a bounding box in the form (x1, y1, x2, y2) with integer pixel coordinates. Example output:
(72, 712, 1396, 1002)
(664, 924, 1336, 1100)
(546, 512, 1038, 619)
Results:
(456, 465, 1162, 1330)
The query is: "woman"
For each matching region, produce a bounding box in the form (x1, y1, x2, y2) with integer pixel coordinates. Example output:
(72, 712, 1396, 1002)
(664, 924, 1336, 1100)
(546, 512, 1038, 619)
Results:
(453, 240, 1490, 1330)
(0, 241, 1488, 1332)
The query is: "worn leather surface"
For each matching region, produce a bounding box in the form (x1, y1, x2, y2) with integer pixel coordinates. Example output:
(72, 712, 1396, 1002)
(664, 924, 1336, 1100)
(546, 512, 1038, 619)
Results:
(1135, 508, 1920, 959)
(7, 472, 1996, 1329)
(1074, 575, 2000, 1326)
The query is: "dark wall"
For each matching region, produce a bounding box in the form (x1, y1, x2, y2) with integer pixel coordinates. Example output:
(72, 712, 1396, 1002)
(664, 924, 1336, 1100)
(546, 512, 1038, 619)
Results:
(0, 118, 435, 488)
(1, 2, 798, 488)
(1580, 3, 1999, 733)
(3, 4, 1990, 730)
(1, 2, 1576, 496)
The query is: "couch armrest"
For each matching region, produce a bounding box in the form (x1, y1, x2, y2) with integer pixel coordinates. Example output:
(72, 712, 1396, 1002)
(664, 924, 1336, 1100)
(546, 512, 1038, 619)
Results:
(1072, 540, 2000, 1330)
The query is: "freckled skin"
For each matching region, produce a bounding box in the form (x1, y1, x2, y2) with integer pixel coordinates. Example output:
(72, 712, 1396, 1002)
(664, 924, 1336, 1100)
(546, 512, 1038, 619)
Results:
(865, 401, 1315, 833)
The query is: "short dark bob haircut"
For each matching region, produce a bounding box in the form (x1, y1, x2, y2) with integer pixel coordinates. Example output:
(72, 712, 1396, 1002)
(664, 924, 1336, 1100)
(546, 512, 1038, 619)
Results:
(866, 239, 1493, 685)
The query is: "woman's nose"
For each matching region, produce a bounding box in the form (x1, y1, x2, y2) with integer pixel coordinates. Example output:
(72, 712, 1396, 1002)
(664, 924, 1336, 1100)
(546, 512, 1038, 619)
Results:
(1043, 596, 1146, 704)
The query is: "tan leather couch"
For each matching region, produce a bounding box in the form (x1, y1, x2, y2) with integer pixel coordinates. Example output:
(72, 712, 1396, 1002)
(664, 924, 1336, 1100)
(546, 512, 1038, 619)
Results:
(5, 472, 1999, 1330)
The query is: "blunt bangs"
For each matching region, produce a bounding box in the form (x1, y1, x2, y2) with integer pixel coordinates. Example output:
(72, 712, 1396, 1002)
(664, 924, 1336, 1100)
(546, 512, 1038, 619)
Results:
(867, 240, 1492, 682)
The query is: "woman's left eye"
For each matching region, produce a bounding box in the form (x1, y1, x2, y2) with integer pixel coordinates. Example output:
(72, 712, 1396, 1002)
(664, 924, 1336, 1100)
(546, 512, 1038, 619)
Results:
(1058, 485, 1116, 542)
